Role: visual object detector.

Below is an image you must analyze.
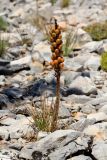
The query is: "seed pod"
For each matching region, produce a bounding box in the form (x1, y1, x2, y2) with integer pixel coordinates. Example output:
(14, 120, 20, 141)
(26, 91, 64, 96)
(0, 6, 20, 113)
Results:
(56, 39, 62, 45)
(55, 49, 60, 55)
(50, 37, 54, 42)
(59, 63, 64, 69)
(51, 53, 56, 60)
(58, 44, 62, 50)
(58, 34, 62, 39)
(55, 29, 60, 35)
(51, 46, 55, 52)
(52, 33, 56, 38)
(52, 42, 57, 48)
(53, 60, 58, 66)
(58, 57, 64, 63)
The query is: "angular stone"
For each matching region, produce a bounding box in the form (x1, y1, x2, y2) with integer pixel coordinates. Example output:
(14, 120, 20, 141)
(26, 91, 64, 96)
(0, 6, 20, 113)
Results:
(19, 130, 81, 160)
(92, 141, 107, 160)
(84, 55, 100, 71)
(69, 76, 97, 95)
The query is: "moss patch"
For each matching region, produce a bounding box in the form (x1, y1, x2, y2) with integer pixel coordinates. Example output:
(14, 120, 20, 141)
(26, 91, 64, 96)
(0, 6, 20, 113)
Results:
(61, 0, 70, 8)
(84, 21, 107, 41)
(101, 52, 107, 71)
(0, 17, 8, 31)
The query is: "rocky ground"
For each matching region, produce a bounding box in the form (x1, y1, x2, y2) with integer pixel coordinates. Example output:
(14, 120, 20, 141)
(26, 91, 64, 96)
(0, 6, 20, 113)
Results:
(1, 0, 107, 160)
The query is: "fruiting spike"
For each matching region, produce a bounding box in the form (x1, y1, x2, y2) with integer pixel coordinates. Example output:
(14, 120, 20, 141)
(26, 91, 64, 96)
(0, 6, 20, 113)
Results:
(49, 18, 64, 132)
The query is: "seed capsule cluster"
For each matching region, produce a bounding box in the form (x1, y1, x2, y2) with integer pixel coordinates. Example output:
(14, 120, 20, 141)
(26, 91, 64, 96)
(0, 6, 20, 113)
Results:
(50, 20, 64, 70)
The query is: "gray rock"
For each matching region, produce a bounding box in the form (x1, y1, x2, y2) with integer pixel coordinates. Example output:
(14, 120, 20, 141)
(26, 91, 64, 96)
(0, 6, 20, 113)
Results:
(86, 95, 107, 106)
(69, 76, 97, 95)
(62, 71, 81, 85)
(33, 42, 51, 62)
(92, 141, 107, 160)
(64, 58, 83, 72)
(87, 112, 107, 122)
(68, 155, 92, 160)
(0, 149, 19, 160)
(69, 118, 96, 131)
(84, 55, 100, 71)
(63, 95, 92, 104)
(49, 135, 90, 160)
(9, 143, 23, 151)
(81, 41, 103, 53)
(99, 105, 107, 114)
(80, 104, 96, 114)
(0, 75, 5, 86)
(0, 126, 9, 140)
(19, 130, 81, 160)
(38, 2, 53, 20)
(0, 117, 16, 126)
(59, 105, 71, 118)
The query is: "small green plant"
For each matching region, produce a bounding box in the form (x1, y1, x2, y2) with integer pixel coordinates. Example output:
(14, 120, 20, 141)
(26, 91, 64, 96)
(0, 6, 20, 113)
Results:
(50, 0, 57, 5)
(61, 0, 70, 8)
(62, 29, 77, 56)
(101, 52, 107, 71)
(27, 97, 54, 132)
(0, 17, 8, 31)
(84, 21, 107, 41)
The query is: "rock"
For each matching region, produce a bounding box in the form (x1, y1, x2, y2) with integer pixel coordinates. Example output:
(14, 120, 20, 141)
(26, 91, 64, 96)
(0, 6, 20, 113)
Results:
(63, 95, 92, 104)
(38, 3, 53, 20)
(0, 117, 16, 126)
(48, 135, 90, 160)
(9, 117, 34, 139)
(10, 56, 31, 66)
(64, 58, 83, 72)
(2, 87, 23, 100)
(59, 105, 71, 118)
(86, 95, 107, 106)
(99, 105, 107, 114)
(29, 60, 43, 74)
(83, 125, 100, 136)
(84, 55, 100, 71)
(37, 131, 49, 140)
(9, 8, 25, 18)
(0, 148, 19, 160)
(69, 76, 97, 95)
(62, 71, 81, 85)
(68, 155, 92, 160)
(0, 126, 9, 140)
(0, 152, 11, 160)
(0, 64, 30, 75)
(92, 141, 107, 160)
(87, 112, 107, 122)
(19, 130, 81, 160)
(69, 118, 96, 131)
(0, 94, 9, 109)
(0, 75, 5, 86)
(82, 41, 103, 53)
(33, 42, 51, 62)
(80, 104, 96, 114)
(9, 143, 23, 151)
(0, 59, 10, 66)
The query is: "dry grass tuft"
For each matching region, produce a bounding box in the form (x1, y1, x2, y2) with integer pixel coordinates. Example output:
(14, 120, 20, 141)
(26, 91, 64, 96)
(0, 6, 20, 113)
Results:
(0, 32, 9, 57)
(27, 96, 54, 132)
(63, 28, 77, 56)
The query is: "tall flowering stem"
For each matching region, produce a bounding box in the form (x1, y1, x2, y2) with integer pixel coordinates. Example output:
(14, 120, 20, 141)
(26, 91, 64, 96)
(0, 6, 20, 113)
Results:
(49, 18, 64, 132)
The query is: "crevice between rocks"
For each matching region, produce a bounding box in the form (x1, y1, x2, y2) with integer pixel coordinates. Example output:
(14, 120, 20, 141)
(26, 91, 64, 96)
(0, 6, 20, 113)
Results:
(67, 136, 97, 160)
